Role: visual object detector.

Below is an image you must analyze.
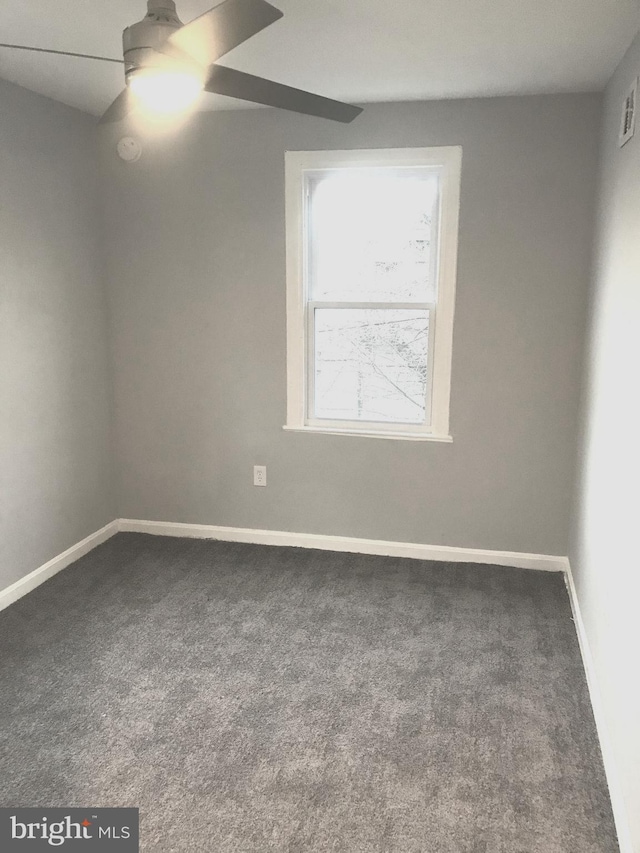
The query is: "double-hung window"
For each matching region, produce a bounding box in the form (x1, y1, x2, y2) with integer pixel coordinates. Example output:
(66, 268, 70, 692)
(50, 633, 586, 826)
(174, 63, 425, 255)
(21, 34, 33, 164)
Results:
(285, 147, 461, 440)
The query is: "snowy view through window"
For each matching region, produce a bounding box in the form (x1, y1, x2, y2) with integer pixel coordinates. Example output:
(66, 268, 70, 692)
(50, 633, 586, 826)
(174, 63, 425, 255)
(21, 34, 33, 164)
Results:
(309, 170, 438, 424)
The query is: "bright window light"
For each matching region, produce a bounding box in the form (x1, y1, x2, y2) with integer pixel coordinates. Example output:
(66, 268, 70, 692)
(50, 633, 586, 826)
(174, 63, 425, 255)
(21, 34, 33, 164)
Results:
(284, 147, 462, 440)
(128, 69, 203, 114)
(307, 172, 436, 426)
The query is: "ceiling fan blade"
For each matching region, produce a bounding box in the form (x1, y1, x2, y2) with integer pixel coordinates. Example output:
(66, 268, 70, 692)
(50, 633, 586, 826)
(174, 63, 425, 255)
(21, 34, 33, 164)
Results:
(99, 89, 133, 125)
(0, 43, 123, 64)
(166, 0, 283, 68)
(205, 65, 363, 123)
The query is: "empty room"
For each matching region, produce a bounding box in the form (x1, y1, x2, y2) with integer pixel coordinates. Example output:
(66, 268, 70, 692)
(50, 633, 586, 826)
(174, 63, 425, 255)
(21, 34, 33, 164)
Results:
(1, 0, 639, 850)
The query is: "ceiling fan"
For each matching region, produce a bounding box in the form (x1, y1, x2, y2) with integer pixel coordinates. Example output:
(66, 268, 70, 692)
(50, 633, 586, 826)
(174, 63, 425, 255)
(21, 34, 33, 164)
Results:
(0, 0, 363, 124)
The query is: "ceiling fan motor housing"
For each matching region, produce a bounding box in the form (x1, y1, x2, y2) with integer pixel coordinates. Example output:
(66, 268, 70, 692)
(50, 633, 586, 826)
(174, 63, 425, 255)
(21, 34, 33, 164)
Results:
(122, 0, 190, 79)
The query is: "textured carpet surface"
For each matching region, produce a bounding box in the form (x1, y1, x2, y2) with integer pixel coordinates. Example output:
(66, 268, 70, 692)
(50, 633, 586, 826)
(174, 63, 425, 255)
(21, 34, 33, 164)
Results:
(0, 533, 618, 852)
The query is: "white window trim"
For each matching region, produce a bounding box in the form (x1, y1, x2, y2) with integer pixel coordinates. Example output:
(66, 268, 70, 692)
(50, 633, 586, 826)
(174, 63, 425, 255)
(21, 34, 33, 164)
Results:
(284, 146, 462, 441)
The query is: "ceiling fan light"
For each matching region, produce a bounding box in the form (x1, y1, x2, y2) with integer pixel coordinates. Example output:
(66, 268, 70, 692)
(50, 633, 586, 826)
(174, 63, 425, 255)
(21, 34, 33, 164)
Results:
(128, 68, 203, 114)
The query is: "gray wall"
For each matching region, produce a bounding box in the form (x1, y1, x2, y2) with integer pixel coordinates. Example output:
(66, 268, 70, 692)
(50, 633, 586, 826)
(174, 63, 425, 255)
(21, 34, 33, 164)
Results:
(101, 94, 600, 556)
(0, 79, 114, 589)
(570, 32, 640, 853)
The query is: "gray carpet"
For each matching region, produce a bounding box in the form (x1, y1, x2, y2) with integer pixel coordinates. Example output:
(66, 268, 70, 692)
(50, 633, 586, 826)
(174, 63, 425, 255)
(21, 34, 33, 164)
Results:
(0, 533, 618, 852)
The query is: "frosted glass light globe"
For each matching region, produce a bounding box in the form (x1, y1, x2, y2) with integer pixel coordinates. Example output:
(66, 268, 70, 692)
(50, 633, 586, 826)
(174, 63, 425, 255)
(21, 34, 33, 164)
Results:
(129, 69, 203, 114)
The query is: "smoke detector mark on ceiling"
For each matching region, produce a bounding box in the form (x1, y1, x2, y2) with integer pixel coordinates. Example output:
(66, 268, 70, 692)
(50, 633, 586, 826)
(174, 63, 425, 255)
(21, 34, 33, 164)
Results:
(619, 78, 637, 148)
(117, 136, 142, 162)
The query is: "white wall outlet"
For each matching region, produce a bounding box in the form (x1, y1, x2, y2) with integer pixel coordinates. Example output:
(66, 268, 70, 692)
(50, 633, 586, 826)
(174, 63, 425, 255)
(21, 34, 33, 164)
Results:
(253, 465, 267, 487)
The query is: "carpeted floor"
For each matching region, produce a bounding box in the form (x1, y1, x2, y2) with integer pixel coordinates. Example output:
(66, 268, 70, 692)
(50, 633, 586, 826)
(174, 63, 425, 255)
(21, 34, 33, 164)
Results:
(0, 533, 618, 852)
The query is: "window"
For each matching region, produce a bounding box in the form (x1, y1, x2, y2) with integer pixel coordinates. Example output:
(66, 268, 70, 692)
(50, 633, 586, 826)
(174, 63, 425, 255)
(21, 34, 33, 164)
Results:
(285, 146, 461, 440)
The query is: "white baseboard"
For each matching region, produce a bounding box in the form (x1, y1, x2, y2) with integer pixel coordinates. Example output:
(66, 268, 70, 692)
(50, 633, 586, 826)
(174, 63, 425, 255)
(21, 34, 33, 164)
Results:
(118, 518, 567, 572)
(0, 521, 118, 614)
(0, 518, 567, 615)
(564, 562, 633, 853)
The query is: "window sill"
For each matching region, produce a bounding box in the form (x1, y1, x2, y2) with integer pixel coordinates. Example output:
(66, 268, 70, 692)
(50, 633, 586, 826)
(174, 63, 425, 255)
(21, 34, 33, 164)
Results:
(282, 425, 453, 442)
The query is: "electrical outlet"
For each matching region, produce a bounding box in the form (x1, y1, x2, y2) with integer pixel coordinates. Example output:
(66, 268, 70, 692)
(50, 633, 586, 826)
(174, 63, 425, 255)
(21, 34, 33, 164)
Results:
(253, 465, 267, 487)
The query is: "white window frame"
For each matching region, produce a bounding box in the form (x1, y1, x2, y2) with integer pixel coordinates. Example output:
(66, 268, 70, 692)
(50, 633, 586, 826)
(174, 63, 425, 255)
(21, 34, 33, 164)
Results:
(284, 146, 462, 441)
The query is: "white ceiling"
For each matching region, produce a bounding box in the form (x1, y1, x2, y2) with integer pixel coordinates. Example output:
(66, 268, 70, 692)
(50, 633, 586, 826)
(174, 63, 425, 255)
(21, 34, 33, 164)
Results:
(0, 0, 638, 116)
